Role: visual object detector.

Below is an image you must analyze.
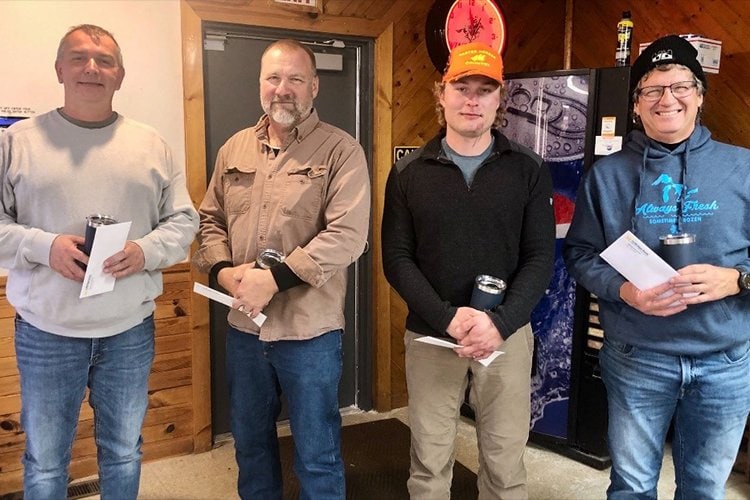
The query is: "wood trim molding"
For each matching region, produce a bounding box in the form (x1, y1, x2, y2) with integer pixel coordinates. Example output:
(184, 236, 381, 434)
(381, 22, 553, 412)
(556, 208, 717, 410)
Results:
(180, 0, 213, 453)
(180, 0, 396, 429)
(564, 0, 574, 70)
(371, 24, 393, 410)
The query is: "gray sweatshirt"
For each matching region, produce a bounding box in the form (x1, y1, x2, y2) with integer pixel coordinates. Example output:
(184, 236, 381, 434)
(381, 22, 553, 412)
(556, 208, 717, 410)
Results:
(0, 110, 198, 338)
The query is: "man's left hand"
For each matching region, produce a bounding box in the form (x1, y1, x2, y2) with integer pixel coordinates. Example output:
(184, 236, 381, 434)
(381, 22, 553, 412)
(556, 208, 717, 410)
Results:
(102, 241, 145, 278)
(233, 268, 279, 319)
(671, 264, 741, 304)
(454, 311, 504, 361)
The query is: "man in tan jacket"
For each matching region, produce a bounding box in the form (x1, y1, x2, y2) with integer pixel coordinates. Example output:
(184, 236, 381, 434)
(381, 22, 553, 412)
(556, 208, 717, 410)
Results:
(193, 39, 370, 499)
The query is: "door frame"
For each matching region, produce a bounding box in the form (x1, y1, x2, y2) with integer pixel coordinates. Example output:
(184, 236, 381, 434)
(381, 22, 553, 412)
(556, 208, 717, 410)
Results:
(181, 0, 396, 452)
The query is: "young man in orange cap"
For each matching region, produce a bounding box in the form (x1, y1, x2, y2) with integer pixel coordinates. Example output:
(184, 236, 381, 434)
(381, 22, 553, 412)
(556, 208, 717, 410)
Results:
(382, 41, 555, 498)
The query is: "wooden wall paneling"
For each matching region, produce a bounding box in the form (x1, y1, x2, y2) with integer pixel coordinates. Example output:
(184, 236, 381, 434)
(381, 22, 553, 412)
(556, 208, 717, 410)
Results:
(0, 279, 20, 491)
(340, 0, 372, 18)
(151, 351, 194, 391)
(323, 0, 406, 21)
(361, 2, 396, 21)
(0, 353, 16, 380)
(392, 93, 439, 147)
(391, 0, 438, 129)
(321, 0, 350, 17)
(0, 372, 18, 400)
(0, 337, 14, 362)
(500, 0, 567, 73)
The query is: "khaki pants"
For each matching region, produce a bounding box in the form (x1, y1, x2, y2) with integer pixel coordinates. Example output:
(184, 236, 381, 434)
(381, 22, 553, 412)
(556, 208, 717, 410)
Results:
(405, 324, 534, 500)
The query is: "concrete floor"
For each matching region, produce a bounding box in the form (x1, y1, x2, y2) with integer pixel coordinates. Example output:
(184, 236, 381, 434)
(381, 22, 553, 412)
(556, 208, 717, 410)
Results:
(81, 407, 750, 499)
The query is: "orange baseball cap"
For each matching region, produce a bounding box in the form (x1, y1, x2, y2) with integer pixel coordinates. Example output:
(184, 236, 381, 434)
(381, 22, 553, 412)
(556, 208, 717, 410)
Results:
(442, 42, 504, 84)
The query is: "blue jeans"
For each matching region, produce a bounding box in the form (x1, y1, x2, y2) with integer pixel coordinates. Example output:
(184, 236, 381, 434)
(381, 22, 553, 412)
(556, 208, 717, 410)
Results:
(600, 337, 750, 500)
(226, 327, 345, 500)
(15, 315, 155, 500)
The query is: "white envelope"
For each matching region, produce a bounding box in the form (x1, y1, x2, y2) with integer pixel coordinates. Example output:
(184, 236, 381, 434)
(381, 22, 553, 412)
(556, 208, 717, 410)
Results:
(600, 231, 677, 291)
(79, 221, 132, 298)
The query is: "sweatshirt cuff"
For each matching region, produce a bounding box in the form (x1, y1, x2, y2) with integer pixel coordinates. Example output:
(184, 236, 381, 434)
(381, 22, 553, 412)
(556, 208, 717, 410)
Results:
(270, 262, 305, 292)
(209, 261, 233, 287)
(607, 275, 628, 303)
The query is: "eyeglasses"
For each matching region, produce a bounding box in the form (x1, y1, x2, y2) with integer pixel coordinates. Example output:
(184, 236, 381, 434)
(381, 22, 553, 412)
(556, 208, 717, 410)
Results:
(637, 81, 698, 102)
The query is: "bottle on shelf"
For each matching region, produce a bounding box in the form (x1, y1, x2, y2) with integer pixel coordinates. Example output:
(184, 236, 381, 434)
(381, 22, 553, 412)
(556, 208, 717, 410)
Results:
(615, 11, 634, 67)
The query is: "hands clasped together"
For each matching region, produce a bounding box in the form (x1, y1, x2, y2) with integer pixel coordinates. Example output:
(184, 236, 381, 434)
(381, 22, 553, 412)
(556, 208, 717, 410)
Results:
(446, 306, 504, 361)
(217, 263, 279, 320)
(619, 263, 741, 317)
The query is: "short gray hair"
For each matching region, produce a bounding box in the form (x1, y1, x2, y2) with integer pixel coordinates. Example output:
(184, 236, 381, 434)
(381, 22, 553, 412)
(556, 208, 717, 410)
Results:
(57, 24, 123, 67)
(261, 39, 316, 76)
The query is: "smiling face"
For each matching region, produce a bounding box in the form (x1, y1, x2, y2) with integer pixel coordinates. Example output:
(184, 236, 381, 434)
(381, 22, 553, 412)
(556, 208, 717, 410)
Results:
(439, 75, 501, 141)
(259, 45, 319, 129)
(634, 66, 703, 144)
(55, 29, 124, 121)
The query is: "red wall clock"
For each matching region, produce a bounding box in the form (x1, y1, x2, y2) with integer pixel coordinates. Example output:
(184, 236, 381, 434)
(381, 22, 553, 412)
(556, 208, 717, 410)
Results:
(425, 0, 507, 73)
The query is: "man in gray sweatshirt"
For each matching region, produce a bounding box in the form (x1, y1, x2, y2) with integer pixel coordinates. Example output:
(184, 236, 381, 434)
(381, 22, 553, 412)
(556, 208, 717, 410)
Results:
(0, 24, 198, 499)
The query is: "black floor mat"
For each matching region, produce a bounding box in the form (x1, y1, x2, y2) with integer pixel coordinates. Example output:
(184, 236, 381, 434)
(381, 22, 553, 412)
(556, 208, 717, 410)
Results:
(280, 418, 478, 499)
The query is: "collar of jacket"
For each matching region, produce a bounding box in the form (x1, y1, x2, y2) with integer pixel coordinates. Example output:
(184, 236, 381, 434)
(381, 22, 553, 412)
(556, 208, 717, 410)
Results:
(421, 128, 513, 163)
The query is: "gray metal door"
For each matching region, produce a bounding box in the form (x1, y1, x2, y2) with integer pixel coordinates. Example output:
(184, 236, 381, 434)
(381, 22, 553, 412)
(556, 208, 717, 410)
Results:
(202, 23, 373, 437)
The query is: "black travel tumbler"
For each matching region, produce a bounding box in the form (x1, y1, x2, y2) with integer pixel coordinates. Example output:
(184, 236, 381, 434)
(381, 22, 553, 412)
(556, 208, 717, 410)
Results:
(470, 275, 507, 311)
(659, 233, 696, 270)
(77, 214, 118, 269)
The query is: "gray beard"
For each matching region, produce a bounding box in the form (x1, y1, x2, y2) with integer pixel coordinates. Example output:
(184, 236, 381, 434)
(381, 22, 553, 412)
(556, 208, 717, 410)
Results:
(263, 100, 312, 127)
(268, 106, 300, 126)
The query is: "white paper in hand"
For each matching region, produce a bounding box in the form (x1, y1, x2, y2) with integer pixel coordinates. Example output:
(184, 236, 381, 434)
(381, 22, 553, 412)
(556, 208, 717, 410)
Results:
(600, 231, 678, 291)
(193, 282, 267, 327)
(80, 221, 132, 298)
(414, 336, 504, 367)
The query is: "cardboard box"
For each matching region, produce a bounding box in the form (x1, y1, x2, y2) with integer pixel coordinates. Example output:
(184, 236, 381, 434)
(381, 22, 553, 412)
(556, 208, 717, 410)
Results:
(638, 34, 721, 74)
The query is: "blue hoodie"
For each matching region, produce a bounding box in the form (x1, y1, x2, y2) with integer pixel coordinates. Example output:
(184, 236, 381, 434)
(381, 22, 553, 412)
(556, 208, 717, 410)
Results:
(564, 125, 750, 355)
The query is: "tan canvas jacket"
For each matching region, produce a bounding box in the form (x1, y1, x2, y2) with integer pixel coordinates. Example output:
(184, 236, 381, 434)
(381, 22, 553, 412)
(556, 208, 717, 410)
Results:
(193, 110, 371, 340)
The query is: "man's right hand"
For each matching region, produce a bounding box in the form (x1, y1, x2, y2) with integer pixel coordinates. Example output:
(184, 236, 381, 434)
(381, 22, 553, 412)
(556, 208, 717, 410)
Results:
(619, 281, 687, 316)
(217, 263, 254, 296)
(49, 234, 87, 282)
(446, 306, 480, 340)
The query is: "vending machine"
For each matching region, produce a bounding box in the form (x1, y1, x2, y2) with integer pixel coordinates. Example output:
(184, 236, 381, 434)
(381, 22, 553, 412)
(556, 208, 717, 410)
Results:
(500, 66, 631, 468)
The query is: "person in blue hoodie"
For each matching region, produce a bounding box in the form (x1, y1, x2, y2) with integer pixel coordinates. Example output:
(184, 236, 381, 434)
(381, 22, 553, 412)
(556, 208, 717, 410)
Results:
(564, 35, 750, 499)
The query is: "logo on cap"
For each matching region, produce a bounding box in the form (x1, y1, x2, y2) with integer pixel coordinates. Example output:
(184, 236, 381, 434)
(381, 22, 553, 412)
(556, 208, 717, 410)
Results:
(442, 42, 504, 83)
(652, 49, 674, 63)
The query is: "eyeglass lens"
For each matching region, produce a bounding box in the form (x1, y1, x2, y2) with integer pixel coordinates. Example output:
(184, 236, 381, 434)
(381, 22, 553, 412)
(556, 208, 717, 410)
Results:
(639, 81, 696, 101)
